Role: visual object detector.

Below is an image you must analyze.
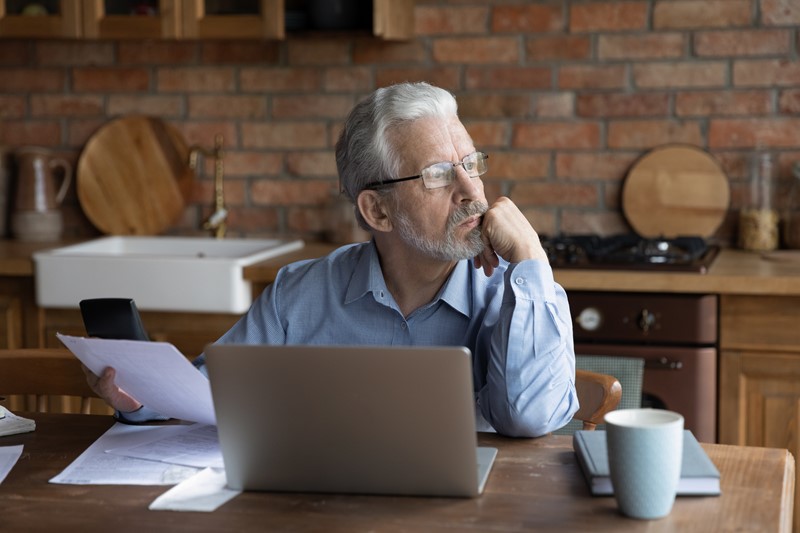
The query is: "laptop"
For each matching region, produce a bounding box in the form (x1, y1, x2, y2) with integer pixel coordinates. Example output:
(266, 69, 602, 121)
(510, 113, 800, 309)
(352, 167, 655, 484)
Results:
(204, 344, 497, 498)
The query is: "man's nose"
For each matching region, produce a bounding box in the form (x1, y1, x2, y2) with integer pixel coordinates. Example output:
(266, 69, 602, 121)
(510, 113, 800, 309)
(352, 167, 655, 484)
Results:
(452, 165, 483, 200)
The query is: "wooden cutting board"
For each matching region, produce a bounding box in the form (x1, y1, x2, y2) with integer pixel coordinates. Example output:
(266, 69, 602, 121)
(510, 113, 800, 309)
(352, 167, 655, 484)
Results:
(77, 116, 194, 235)
(622, 145, 730, 238)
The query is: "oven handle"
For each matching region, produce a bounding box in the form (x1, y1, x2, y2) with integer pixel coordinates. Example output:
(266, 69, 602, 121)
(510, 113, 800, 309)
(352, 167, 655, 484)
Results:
(645, 356, 683, 370)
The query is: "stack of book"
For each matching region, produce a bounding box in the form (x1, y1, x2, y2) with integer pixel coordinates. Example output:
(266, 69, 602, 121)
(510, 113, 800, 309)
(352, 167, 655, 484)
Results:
(0, 406, 35, 437)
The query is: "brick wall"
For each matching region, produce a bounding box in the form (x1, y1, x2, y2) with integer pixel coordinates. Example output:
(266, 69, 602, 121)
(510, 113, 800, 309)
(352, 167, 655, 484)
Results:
(1, 0, 799, 245)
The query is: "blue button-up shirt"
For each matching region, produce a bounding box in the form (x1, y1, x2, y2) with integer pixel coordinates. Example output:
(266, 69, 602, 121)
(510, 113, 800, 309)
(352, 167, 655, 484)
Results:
(128, 241, 578, 437)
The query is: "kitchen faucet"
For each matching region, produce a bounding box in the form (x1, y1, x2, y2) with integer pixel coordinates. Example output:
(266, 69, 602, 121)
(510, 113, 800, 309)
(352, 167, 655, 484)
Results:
(189, 133, 227, 239)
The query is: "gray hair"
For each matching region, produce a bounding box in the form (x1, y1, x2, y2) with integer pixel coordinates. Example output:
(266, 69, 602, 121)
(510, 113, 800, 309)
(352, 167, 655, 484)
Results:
(335, 82, 458, 230)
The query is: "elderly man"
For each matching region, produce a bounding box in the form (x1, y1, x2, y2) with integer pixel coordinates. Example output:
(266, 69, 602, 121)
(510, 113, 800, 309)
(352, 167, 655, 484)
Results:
(88, 82, 578, 437)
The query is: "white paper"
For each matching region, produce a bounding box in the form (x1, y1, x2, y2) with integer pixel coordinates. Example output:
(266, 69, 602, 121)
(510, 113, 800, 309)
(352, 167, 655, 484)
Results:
(0, 445, 23, 484)
(50, 422, 200, 485)
(149, 467, 240, 512)
(57, 333, 216, 425)
(107, 423, 224, 469)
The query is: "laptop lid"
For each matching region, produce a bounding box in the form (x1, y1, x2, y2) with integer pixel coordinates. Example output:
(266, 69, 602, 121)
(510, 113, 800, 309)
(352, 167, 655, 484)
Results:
(204, 344, 496, 498)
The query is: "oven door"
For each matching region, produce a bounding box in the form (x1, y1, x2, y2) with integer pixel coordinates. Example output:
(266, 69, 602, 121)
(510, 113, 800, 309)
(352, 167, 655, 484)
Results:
(575, 343, 717, 443)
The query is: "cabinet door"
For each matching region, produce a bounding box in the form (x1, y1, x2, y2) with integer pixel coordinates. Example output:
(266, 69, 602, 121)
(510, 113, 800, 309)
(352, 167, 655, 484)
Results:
(82, 0, 180, 39)
(373, 0, 413, 40)
(0, 0, 81, 38)
(182, 0, 283, 39)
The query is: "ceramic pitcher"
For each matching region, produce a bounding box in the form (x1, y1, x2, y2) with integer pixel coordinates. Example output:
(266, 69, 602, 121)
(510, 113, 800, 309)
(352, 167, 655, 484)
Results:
(11, 146, 72, 241)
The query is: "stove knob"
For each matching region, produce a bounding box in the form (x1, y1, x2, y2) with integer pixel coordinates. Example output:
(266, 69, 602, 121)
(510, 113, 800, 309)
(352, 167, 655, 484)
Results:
(637, 309, 656, 332)
(576, 307, 602, 331)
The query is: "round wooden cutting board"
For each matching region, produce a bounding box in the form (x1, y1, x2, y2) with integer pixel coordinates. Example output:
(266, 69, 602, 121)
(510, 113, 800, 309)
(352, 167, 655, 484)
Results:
(622, 145, 730, 238)
(77, 116, 194, 235)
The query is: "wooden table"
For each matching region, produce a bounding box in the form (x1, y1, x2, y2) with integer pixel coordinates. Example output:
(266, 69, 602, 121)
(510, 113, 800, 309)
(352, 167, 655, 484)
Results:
(0, 414, 794, 532)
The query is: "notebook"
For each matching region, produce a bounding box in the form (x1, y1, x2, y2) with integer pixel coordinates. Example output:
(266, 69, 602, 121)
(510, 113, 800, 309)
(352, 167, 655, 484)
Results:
(204, 344, 497, 498)
(573, 429, 721, 496)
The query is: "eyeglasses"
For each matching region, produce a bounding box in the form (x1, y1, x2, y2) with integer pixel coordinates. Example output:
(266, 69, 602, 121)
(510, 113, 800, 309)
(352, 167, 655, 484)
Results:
(364, 152, 489, 190)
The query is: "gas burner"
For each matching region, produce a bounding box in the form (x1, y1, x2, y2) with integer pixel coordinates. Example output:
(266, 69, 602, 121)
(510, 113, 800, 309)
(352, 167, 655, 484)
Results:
(541, 234, 719, 273)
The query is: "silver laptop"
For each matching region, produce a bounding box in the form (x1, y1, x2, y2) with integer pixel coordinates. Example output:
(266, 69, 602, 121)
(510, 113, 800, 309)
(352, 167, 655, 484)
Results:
(204, 344, 497, 498)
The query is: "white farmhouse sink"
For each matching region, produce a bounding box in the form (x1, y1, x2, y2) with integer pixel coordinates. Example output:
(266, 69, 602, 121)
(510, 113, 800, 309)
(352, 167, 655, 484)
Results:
(33, 236, 304, 313)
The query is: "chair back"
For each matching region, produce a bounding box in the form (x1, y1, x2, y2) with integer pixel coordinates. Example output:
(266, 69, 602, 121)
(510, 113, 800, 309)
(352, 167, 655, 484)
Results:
(572, 369, 622, 431)
(0, 349, 99, 414)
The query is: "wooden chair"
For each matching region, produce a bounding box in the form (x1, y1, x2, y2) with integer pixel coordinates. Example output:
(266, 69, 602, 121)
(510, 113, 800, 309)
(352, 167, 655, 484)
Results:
(0, 348, 99, 414)
(572, 369, 622, 431)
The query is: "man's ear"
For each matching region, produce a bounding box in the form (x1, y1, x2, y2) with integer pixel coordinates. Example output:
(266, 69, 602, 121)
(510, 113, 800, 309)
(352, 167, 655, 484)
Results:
(357, 190, 393, 232)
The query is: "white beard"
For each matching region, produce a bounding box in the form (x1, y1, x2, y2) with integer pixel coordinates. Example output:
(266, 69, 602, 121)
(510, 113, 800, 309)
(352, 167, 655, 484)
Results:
(393, 201, 488, 262)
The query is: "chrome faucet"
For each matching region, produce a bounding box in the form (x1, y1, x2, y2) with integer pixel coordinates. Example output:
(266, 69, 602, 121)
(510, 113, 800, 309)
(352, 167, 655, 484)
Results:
(189, 134, 227, 239)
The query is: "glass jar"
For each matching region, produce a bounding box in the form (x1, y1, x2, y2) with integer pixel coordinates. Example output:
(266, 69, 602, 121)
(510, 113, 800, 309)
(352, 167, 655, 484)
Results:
(783, 162, 800, 249)
(738, 152, 779, 252)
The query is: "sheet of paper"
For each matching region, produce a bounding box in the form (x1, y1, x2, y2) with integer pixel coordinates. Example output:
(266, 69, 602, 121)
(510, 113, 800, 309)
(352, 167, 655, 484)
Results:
(107, 423, 223, 469)
(57, 333, 215, 425)
(50, 422, 200, 485)
(149, 467, 240, 512)
(0, 445, 23, 484)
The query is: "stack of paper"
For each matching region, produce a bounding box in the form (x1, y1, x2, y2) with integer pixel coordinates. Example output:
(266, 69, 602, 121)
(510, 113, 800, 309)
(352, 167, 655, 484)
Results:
(0, 406, 35, 437)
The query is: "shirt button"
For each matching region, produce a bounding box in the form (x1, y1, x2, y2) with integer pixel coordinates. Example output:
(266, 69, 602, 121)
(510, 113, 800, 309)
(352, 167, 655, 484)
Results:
(401, 322, 407, 329)
(379, 291, 385, 298)
(515, 277, 525, 285)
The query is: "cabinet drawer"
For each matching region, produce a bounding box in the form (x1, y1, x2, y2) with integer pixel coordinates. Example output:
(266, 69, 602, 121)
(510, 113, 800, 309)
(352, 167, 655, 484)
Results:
(720, 295, 800, 351)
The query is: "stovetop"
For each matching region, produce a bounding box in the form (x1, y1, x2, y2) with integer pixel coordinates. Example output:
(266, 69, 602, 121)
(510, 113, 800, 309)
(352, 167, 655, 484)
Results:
(541, 234, 719, 273)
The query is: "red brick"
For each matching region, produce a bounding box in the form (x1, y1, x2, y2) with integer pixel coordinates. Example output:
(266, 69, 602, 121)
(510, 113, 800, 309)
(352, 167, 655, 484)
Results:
(107, 95, 184, 117)
(30, 95, 104, 117)
(779, 90, 800, 114)
(252, 179, 334, 206)
(433, 37, 520, 64)
(513, 122, 601, 149)
(286, 151, 338, 177)
(324, 67, 373, 92)
(35, 41, 114, 66)
(520, 207, 556, 237)
(287, 206, 332, 235)
(226, 206, 281, 233)
(695, 29, 791, 56)
(173, 121, 239, 149)
(0, 120, 61, 146)
(0, 40, 31, 66)
(353, 39, 427, 64)
(200, 42, 280, 64)
(760, 0, 800, 25)
(272, 95, 354, 119)
(492, 5, 565, 33)
(242, 122, 328, 149)
(607, 120, 703, 148)
(465, 67, 551, 90)
(118, 41, 197, 65)
(223, 151, 283, 177)
(654, 0, 752, 30)
(570, 2, 648, 32)
(1, 69, 65, 92)
(598, 34, 685, 60)
(66, 119, 107, 148)
(576, 93, 670, 118)
(676, 90, 772, 116)
(0, 95, 25, 118)
(191, 177, 246, 206)
(556, 153, 640, 180)
(456, 93, 531, 120)
(560, 210, 629, 236)
(415, 6, 489, 35)
(526, 36, 591, 61)
(709, 118, 800, 148)
(534, 94, 574, 119)
(376, 67, 461, 91)
(511, 182, 599, 207)
(559, 65, 626, 90)
(632, 62, 727, 88)
(72, 67, 150, 92)
(240, 68, 323, 92)
(287, 39, 351, 66)
(189, 95, 267, 119)
(734, 59, 800, 87)
(465, 121, 511, 148)
(486, 153, 550, 181)
(157, 67, 235, 92)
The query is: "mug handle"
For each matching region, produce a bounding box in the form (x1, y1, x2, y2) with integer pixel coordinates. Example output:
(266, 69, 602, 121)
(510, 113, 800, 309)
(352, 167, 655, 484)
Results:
(50, 158, 73, 205)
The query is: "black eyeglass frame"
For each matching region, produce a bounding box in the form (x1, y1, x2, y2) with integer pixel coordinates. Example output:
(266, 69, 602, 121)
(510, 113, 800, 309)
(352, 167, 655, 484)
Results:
(363, 152, 489, 190)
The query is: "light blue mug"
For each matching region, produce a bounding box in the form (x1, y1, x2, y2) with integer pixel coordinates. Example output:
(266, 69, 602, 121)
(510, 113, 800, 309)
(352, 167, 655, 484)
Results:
(604, 408, 684, 519)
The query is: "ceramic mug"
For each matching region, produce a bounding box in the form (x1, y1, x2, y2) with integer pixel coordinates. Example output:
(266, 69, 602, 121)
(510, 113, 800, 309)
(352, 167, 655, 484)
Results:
(604, 408, 684, 520)
(11, 146, 72, 241)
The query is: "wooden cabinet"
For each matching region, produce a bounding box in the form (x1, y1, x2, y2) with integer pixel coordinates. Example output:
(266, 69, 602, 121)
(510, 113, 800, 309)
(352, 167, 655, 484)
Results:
(719, 294, 800, 532)
(0, 0, 414, 39)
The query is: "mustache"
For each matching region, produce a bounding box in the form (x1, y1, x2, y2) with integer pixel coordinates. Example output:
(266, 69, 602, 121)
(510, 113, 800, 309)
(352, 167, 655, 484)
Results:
(449, 201, 489, 228)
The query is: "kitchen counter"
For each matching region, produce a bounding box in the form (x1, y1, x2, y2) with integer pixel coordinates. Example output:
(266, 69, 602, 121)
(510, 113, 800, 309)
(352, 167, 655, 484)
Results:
(4, 239, 800, 295)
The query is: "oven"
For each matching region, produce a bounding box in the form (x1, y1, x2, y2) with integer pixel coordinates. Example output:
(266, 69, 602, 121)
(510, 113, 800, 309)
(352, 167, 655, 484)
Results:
(543, 234, 720, 443)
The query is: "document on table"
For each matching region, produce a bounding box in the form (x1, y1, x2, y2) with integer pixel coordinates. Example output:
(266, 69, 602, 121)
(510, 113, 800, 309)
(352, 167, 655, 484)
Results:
(57, 333, 216, 425)
(0, 445, 23, 484)
(50, 423, 201, 485)
(107, 423, 224, 469)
